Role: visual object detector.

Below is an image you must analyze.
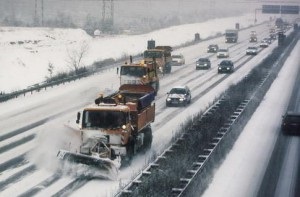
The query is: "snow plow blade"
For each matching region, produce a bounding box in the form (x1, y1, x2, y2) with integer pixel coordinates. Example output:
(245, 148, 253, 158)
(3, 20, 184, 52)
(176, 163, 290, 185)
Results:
(57, 150, 118, 179)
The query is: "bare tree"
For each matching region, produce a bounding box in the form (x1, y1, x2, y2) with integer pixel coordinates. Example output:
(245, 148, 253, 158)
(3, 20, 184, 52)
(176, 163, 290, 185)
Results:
(66, 41, 89, 74)
(47, 62, 54, 78)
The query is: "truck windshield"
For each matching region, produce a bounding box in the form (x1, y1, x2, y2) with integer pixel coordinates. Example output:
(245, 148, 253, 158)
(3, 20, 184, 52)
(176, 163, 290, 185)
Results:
(226, 33, 236, 37)
(82, 110, 127, 129)
(144, 51, 163, 58)
(121, 66, 147, 77)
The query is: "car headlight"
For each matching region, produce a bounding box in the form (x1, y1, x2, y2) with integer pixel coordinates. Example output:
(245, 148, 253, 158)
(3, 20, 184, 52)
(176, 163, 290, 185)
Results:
(218, 67, 221, 70)
(204, 64, 207, 66)
(167, 98, 171, 101)
(179, 98, 184, 101)
(227, 67, 230, 70)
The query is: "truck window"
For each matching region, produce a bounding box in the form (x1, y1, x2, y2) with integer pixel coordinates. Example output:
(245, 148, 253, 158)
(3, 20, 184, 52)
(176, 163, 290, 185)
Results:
(83, 111, 127, 129)
(121, 66, 147, 77)
(226, 33, 236, 37)
(144, 51, 163, 58)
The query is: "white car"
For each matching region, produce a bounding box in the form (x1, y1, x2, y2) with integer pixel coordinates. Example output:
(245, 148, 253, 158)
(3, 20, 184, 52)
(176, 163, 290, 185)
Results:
(246, 46, 258, 55)
(171, 54, 185, 66)
(259, 40, 269, 48)
(217, 48, 229, 58)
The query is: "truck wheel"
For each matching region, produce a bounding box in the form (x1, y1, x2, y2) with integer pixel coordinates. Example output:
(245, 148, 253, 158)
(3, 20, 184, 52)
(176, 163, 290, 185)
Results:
(165, 63, 172, 74)
(121, 137, 135, 167)
(141, 127, 152, 152)
(155, 82, 159, 95)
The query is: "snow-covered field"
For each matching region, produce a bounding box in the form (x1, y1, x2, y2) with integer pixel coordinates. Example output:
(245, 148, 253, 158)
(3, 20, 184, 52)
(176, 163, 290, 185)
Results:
(0, 13, 268, 92)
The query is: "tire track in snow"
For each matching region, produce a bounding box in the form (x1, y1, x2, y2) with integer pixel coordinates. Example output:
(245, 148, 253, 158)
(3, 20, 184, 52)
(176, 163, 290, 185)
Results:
(0, 134, 35, 154)
(0, 165, 36, 191)
(18, 173, 62, 197)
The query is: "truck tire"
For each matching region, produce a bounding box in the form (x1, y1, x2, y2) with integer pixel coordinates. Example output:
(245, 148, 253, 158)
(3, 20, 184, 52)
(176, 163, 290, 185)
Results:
(164, 63, 172, 74)
(141, 127, 153, 152)
(152, 81, 159, 95)
(121, 137, 135, 167)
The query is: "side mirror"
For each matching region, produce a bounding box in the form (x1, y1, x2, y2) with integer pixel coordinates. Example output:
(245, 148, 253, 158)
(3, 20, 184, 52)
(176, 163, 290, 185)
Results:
(76, 112, 81, 124)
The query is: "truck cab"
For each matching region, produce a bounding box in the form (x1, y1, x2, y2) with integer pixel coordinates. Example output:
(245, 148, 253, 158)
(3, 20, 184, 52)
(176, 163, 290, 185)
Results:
(225, 29, 238, 43)
(120, 61, 159, 93)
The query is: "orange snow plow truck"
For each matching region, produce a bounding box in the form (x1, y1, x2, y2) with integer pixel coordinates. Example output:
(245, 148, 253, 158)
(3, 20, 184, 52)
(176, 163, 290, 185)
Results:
(57, 84, 155, 174)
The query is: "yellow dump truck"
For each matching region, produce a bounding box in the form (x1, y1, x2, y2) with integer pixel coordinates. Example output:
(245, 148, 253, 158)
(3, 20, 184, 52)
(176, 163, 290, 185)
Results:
(143, 46, 172, 74)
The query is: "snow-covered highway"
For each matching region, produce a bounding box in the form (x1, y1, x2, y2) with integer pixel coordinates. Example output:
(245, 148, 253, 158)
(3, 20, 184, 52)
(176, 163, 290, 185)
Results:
(0, 14, 299, 196)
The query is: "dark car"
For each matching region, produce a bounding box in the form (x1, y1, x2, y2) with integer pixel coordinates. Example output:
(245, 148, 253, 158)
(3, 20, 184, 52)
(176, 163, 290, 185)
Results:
(270, 33, 277, 40)
(249, 36, 257, 42)
(207, 44, 219, 53)
(281, 111, 300, 135)
(166, 86, 191, 107)
(263, 37, 272, 44)
(218, 60, 234, 73)
(196, 58, 211, 70)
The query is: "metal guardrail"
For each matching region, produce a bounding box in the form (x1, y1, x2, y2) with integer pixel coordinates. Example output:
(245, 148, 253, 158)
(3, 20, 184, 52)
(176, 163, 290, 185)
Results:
(0, 57, 119, 103)
(177, 30, 299, 197)
(115, 29, 300, 197)
(0, 71, 91, 102)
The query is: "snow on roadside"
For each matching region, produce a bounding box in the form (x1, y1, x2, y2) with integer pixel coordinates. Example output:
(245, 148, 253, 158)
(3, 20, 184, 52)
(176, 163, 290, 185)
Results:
(202, 41, 300, 197)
